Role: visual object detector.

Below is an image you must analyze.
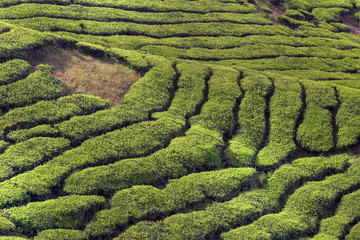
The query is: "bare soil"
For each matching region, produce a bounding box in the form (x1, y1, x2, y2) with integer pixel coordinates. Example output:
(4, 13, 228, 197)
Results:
(342, 13, 360, 36)
(27, 46, 141, 107)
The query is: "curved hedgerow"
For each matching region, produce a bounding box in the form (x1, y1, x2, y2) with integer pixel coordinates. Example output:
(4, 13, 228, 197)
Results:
(0, 59, 30, 85)
(117, 155, 349, 240)
(7, 125, 59, 142)
(85, 168, 256, 237)
(0, 64, 63, 110)
(0, 94, 109, 137)
(34, 229, 86, 240)
(297, 80, 338, 152)
(255, 74, 302, 170)
(336, 86, 360, 149)
(4, 195, 105, 234)
(0, 0, 360, 238)
(313, 188, 360, 239)
(346, 222, 360, 240)
(0, 137, 70, 181)
(225, 72, 272, 167)
(221, 157, 360, 239)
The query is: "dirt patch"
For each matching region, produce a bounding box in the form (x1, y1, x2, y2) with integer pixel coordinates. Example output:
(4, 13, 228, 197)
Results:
(342, 12, 360, 36)
(27, 46, 141, 107)
(268, 4, 286, 17)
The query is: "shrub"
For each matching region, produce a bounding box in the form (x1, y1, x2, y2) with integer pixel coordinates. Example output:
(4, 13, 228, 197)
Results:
(0, 59, 30, 85)
(346, 222, 360, 240)
(0, 94, 108, 137)
(225, 73, 272, 167)
(0, 137, 70, 181)
(117, 155, 349, 240)
(336, 86, 360, 148)
(7, 125, 59, 142)
(315, 188, 360, 238)
(5, 195, 105, 234)
(297, 81, 338, 152)
(255, 75, 302, 169)
(34, 229, 86, 240)
(221, 157, 360, 239)
(0, 64, 63, 109)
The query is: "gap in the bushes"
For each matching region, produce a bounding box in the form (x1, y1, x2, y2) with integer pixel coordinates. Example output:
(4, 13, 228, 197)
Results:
(27, 46, 141, 107)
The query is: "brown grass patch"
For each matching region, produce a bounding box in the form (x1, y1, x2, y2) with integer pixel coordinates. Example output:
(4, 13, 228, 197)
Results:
(27, 46, 141, 107)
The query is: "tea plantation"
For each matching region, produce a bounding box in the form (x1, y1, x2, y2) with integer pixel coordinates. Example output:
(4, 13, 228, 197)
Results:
(0, 0, 360, 239)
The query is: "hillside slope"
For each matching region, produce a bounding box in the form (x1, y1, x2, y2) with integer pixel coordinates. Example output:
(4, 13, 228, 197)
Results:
(0, 0, 359, 239)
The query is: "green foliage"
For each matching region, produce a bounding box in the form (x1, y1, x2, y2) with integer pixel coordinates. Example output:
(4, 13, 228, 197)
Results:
(346, 222, 360, 240)
(0, 4, 268, 24)
(256, 75, 302, 169)
(63, 125, 221, 195)
(7, 125, 59, 142)
(190, 66, 241, 133)
(0, 137, 70, 181)
(0, 64, 63, 109)
(79, 168, 255, 237)
(153, 62, 210, 119)
(0, 27, 51, 61)
(312, 8, 349, 22)
(34, 229, 86, 240)
(0, 215, 15, 232)
(0, 141, 9, 153)
(297, 81, 338, 152)
(225, 74, 272, 167)
(336, 86, 360, 148)
(118, 155, 349, 240)
(0, 94, 109, 137)
(217, 56, 360, 72)
(57, 32, 360, 51)
(5, 195, 105, 234)
(221, 157, 359, 239)
(0, 116, 183, 204)
(285, 9, 306, 20)
(0, 0, 255, 13)
(0, 59, 30, 85)
(315, 188, 360, 238)
(5, 17, 295, 38)
(0, 237, 28, 240)
(286, 0, 353, 11)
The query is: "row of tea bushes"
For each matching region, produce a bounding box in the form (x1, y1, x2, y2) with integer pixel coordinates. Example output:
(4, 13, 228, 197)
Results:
(217, 56, 360, 72)
(3, 195, 105, 235)
(336, 86, 360, 148)
(62, 65, 240, 195)
(0, 65, 63, 110)
(0, 0, 255, 13)
(222, 157, 360, 239)
(55, 32, 360, 51)
(255, 74, 302, 170)
(0, 4, 271, 25)
(7, 125, 59, 143)
(225, 73, 272, 167)
(85, 168, 256, 237)
(117, 155, 349, 239)
(0, 137, 70, 181)
(0, 94, 109, 137)
(0, 59, 30, 85)
(313, 188, 360, 239)
(5, 18, 295, 38)
(0, 25, 51, 62)
(140, 44, 360, 61)
(297, 81, 338, 152)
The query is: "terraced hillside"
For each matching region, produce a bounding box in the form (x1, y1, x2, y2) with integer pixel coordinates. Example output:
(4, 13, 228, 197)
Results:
(0, 0, 360, 239)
